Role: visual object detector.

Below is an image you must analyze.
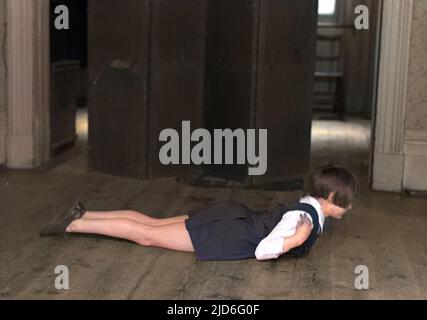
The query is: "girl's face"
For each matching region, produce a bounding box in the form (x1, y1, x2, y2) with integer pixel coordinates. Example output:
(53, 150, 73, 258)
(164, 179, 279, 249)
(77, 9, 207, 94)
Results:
(325, 192, 352, 219)
(328, 202, 352, 219)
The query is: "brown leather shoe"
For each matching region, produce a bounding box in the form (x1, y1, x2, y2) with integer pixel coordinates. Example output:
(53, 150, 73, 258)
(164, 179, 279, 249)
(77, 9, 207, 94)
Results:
(39, 201, 87, 238)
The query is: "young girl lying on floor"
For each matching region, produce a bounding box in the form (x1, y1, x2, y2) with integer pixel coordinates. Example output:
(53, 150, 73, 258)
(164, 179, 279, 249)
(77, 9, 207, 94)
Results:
(40, 165, 358, 261)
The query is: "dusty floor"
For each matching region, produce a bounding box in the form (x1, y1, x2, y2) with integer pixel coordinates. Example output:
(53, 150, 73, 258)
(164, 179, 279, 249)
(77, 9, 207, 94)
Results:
(0, 112, 426, 299)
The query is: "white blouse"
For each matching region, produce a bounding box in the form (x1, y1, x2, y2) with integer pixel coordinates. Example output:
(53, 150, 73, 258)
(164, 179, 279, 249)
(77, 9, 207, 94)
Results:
(254, 196, 325, 261)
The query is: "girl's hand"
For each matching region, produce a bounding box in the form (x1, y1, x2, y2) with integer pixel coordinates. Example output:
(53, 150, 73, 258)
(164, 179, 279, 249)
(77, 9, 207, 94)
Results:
(294, 213, 313, 245)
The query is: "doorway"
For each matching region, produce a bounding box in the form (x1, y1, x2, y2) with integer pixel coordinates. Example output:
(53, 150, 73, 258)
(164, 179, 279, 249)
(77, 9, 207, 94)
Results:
(311, 0, 381, 183)
(49, 0, 88, 165)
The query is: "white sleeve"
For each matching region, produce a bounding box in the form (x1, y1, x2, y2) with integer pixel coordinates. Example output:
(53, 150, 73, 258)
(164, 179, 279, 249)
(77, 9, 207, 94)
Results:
(254, 211, 312, 261)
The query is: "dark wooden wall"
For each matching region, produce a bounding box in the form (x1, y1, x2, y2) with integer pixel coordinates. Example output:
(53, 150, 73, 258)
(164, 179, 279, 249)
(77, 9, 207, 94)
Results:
(203, 0, 259, 181)
(88, 0, 206, 178)
(88, 0, 317, 189)
(149, 0, 207, 178)
(204, 0, 318, 188)
(254, 0, 317, 187)
(88, 0, 149, 178)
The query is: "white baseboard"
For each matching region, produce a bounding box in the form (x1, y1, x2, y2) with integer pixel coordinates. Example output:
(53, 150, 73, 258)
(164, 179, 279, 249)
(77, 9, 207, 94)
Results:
(403, 130, 427, 191)
(372, 152, 404, 192)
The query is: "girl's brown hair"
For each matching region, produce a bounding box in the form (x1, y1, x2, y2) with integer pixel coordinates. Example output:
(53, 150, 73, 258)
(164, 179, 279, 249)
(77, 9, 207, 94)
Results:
(307, 165, 359, 208)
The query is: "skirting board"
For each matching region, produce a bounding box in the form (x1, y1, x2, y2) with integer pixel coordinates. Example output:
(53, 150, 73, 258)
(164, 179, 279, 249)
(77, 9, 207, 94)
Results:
(403, 130, 427, 191)
(372, 152, 404, 192)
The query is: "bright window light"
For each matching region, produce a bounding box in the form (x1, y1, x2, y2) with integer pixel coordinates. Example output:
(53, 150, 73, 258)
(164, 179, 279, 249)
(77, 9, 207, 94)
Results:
(318, 0, 336, 15)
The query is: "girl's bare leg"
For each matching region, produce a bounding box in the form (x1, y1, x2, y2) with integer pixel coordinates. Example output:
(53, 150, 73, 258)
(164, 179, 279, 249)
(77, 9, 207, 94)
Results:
(82, 210, 189, 226)
(66, 218, 195, 252)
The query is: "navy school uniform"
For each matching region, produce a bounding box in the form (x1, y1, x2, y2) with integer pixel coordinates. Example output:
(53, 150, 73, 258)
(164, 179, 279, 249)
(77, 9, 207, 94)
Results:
(184, 198, 322, 261)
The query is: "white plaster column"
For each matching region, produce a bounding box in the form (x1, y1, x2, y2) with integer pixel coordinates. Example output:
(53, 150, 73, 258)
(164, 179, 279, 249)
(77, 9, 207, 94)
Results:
(372, 0, 414, 192)
(401, 0, 427, 192)
(6, 0, 50, 168)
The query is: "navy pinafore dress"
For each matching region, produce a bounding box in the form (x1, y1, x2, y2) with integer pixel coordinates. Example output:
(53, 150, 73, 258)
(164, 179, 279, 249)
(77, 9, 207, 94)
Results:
(184, 200, 321, 261)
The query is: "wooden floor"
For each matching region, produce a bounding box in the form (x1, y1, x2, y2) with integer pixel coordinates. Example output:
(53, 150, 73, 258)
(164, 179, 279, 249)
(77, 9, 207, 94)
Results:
(0, 112, 427, 299)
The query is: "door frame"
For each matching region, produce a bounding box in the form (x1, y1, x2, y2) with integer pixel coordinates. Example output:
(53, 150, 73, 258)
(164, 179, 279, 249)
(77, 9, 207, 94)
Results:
(371, 0, 414, 192)
(5, 0, 50, 168)
(5, 0, 415, 193)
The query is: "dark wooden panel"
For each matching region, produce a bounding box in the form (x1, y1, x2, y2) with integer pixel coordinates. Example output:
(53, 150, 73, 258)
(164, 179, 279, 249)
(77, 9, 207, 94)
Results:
(87, 0, 316, 186)
(202, 0, 317, 189)
(149, 0, 207, 178)
(253, 0, 318, 186)
(203, 0, 259, 181)
(88, 0, 150, 178)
